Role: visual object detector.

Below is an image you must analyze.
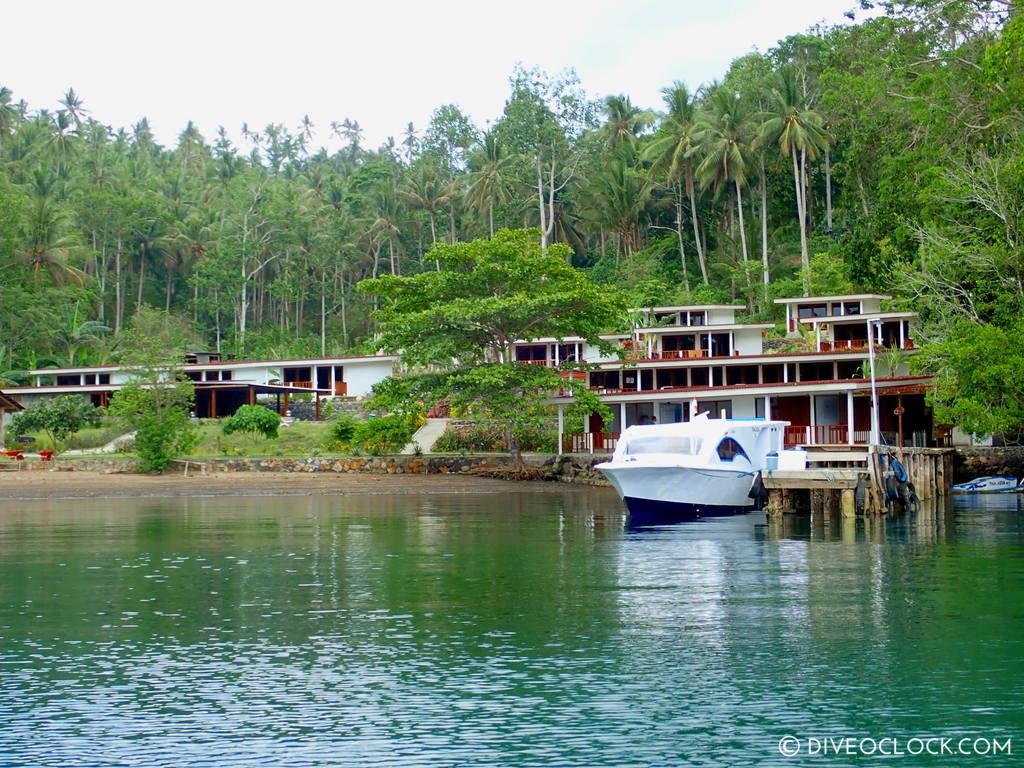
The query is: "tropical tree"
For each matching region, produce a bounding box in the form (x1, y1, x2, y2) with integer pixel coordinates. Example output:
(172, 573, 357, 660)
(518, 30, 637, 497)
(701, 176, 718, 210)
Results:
(643, 82, 708, 283)
(696, 86, 754, 266)
(465, 132, 516, 237)
(759, 65, 827, 273)
(15, 195, 84, 287)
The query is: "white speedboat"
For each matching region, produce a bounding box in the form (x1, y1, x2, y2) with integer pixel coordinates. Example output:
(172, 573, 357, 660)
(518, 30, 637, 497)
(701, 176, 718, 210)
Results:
(596, 414, 789, 524)
(951, 476, 1022, 493)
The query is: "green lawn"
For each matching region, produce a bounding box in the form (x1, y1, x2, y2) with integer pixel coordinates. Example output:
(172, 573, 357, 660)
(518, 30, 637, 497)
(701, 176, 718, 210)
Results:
(15, 418, 340, 458)
(190, 419, 337, 458)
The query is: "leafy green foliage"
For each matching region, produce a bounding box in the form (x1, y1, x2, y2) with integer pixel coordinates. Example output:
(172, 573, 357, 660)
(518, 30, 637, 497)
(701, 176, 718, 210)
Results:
(352, 414, 419, 455)
(433, 423, 556, 453)
(9, 395, 101, 453)
(916, 319, 1024, 438)
(330, 414, 359, 443)
(222, 405, 281, 441)
(359, 228, 625, 366)
(107, 309, 199, 472)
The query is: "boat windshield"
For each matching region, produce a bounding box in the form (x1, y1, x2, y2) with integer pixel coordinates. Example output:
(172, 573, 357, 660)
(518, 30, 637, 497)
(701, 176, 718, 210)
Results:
(624, 436, 702, 455)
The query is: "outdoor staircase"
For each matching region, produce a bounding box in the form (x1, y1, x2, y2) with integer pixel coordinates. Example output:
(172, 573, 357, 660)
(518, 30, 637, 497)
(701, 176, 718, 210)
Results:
(401, 418, 451, 455)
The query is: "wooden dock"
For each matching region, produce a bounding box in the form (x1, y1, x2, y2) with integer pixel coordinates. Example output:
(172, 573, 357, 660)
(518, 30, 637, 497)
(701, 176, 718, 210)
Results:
(761, 446, 954, 516)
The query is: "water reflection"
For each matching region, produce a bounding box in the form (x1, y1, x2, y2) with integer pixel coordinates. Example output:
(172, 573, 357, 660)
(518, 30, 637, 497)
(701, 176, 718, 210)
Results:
(0, 489, 1021, 767)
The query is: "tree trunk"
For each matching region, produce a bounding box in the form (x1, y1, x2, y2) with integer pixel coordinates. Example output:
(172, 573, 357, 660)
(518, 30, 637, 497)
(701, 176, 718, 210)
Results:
(674, 182, 690, 292)
(735, 181, 749, 263)
(760, 156, 769, 290)
(686, 163, 707, 283)
(825, 146, 833, 232)
(792, 147, 809, 274)
(320, 285, 327, 356)
(115, 239, 123, 333)
(536, 155, 548, 249)
(136, 253, 146, 312)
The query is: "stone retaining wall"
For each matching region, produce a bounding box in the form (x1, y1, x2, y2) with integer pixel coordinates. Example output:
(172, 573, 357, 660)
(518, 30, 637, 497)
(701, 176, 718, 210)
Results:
(20, 453, 614, 486)
(954, 446, 1024, 482)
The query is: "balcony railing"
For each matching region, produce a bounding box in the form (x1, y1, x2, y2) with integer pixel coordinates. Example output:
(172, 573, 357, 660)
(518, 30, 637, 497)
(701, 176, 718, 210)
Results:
(784, 425, 851, 447)
(561, 432, 620, 453)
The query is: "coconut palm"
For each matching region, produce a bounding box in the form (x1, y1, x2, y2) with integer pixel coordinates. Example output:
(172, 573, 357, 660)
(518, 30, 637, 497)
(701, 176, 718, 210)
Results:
(465, 132, 516, 237)
(759, 65, 827, 272)
(399, 164, 451, 249)
(53, 310, 112, 367)
(0, 86, 21, 138)
(643, 82, 708, 283)
(696, 86, 754, 265)
(601, 95, 655, 150)
(583, 148, 652, 258)
(15, 195, 84, 287)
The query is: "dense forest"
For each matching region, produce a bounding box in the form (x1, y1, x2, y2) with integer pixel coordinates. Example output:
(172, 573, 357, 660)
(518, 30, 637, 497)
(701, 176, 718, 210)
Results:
(1, 0, 1021, 430)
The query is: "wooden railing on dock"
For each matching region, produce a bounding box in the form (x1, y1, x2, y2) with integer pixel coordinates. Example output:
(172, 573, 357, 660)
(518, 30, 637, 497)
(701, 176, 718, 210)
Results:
(764, 446, 954, 517)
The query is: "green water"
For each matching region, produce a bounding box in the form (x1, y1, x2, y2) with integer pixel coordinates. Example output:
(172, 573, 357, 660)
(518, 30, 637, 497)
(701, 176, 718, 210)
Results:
(0, 489, 1021, 767)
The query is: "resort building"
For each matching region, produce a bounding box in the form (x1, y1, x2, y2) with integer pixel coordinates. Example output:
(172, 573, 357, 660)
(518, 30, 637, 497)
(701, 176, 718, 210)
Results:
(3, 354, 399, 419)
(0, 390, 24, 448)
(533, 295, 944, 453)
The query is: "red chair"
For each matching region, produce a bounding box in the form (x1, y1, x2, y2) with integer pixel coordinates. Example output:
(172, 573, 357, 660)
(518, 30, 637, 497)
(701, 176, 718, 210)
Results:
(39, 450, 54, 462)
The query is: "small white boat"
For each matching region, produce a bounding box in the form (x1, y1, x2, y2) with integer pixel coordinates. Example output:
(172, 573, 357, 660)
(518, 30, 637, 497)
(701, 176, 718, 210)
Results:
(951, 476, 1022, 493)
(596, 414, 790, 523)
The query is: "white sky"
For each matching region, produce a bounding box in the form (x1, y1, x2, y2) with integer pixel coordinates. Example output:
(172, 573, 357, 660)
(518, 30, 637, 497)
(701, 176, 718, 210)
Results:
(3, 0, 861, 153)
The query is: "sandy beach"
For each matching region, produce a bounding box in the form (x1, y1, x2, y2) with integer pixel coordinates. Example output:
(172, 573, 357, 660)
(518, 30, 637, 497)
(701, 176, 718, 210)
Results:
(0, 469, 568, 501)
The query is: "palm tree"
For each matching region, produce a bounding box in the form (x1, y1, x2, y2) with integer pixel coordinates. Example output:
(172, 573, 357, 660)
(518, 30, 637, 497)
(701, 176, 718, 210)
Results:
(0, 86, 22, 138)
(399, 164, 451, 250)
(583, 148, 651, 258)
(53, 308, 111, 367)
(697, 86, 754, 265)
(643, 82, 708, 283)
(759, 65, 827, 273)
(58, 88, 88, 131)
(465, 132, 516, 237)
(601, 95, 655, 150)
(15, 196, 84, 287)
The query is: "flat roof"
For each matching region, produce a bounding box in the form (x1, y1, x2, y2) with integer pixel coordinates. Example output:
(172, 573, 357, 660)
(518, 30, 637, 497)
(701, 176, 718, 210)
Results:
(630, 304, 745, 312)
(774, 294, 890, 305)
(27, 354, 398, 376)
(799, 312, 917, 325)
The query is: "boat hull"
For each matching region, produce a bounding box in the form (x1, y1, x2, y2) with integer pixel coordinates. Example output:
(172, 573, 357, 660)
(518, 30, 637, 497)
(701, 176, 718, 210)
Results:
(623, 496, 754, 526)
(951, 476, 1022, 493)
(599, 463, 758, 524)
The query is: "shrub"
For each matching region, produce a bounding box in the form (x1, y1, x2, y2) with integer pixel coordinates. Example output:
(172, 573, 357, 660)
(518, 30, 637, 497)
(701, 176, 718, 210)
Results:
(432, 423, 556, 453)
(9, 395, 102, 454)
(353, 414, 419, 455)
(330, 414, 359, 443)
(222, 405, 281, 441)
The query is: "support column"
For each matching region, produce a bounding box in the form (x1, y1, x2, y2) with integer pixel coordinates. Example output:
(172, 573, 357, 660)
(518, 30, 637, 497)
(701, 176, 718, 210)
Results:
(248, 386, 255, 405)
(899, 321, 906, 350)
(557, 404, 564, 456)
(315, 394, 321, 421)
(847, 391, 855, 445)
(764, 396, 772, 420)
(210, 388, 217, 419)
(620, 402, 627, 431)
(809, 395, 816, 444)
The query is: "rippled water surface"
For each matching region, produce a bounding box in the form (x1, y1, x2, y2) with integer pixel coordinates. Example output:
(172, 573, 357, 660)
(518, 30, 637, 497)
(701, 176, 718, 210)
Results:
(1, 489, 1022, 767)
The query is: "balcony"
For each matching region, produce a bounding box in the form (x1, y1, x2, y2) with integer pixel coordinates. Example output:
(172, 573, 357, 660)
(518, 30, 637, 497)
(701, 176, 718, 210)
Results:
(562, 432, 619, 453)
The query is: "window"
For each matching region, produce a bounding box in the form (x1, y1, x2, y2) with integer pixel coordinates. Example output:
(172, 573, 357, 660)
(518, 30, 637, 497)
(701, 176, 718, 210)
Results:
(798, 303, 828, 319)
(716, 437, 748, 462)
(625, 436, 701, 455)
